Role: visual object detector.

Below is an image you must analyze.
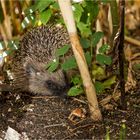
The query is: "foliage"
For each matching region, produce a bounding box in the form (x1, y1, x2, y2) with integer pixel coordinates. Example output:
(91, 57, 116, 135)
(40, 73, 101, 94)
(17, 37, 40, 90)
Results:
(119, 123, 126, 140)
(133, 63, 140, 71)
(0, 40, 19, 58)
(68, 75, 84, 96)
(105, 128, 110, 140)
(0, 0, 116, 96)
(95, 76, 116, 94)
(105, 123, 126, 140)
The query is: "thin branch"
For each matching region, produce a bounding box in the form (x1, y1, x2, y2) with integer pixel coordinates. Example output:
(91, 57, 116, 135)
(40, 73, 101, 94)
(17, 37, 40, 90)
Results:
(1, 0, 12, 39)
(125, 36, 140, 47)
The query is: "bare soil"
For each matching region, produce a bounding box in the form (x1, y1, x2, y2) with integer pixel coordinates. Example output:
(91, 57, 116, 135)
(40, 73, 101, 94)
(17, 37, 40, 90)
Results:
(0, 85, 139, 139)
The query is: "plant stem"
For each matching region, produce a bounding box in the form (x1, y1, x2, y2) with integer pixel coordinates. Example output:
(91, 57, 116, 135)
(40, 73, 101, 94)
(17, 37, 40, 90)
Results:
(109, 0, 119, 47)
(118, 0, 126, 109)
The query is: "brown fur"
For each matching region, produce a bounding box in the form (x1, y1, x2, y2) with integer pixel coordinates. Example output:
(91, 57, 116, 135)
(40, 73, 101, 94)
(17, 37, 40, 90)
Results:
(11, 24, 71, 96)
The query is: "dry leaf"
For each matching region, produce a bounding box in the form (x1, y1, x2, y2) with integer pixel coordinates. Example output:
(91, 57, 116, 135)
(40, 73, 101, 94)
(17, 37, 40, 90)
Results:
(68, 108, 86, 123)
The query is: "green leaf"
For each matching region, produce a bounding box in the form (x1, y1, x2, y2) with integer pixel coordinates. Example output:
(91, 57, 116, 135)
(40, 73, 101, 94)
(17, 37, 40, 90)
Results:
(36, 0, 54, 12)
(71, 75, 82, 85)
(68, 86, 84, 96)
(92, 64, 106, 80)
(46, 58, 59, 72)
(21, 18, 29, 29)
(95, 81, 105, 94)
(101, 0, 110, 4)
(85, 1, 99, 23)
(73, 4, 83, 22)
(96, 54, 112, 65)
(21, 14, 35, 29)
(3, 50, 10, 56)
(133, 63, 140, 70)
(80, 38, 90, 49)
(99, 44, 110, 54)
(7, 40, 19, 50)
(77, 22, 92, 37)
(0, 40, 19, 57)
(80, 8, 89, 24)
(102, 76, 116, 89)
(40, 9, 52, 25)
(24, 5, 37, 15)
(0, 41, 5, 50)
(61, 51, 91, 71)
(61, 56, 77, 71)
(85, 51, 92, 65)
(94, 76, 116, 94)
(105, 128, 110, 140)
(55, 45, 70, 56)
(120, 123, 126, 140)
(91, 32, 104, 47)
(50, 2, 59, 10)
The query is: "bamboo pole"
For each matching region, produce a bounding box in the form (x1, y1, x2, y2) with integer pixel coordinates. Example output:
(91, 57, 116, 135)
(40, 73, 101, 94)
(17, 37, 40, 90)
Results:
(58, 0, 102, 121)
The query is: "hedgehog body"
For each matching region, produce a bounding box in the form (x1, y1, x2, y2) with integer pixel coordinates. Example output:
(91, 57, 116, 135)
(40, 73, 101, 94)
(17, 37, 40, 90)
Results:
(11, 24, 71, 96)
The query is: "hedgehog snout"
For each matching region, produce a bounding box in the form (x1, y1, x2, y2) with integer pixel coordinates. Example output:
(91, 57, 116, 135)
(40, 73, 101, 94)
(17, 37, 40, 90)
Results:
(45, 80, 69, 97)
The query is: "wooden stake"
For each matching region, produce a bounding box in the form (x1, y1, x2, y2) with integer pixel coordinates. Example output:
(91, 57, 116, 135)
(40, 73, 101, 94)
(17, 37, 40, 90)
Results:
(58, 0, 102, 121)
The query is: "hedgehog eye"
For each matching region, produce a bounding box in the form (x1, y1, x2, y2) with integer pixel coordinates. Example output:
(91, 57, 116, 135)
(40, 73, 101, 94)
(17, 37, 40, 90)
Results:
(46, 80, 53, 87)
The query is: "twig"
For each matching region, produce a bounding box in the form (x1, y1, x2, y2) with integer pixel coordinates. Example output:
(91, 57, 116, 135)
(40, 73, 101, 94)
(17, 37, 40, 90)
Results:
(69, 124, 94, 133)
(130, 53, 140, 60)
(31, 96, 56, 99)
(99, 95, 112, 106)
(72, 97, 87, 104)
(112, 81, 119, 95)
(1, 0, 12, 39)
(125, 36, 140, 47)
(0, 0, 7, 19)
(0, 24, 8, 45)
(44, 123, 65, 128)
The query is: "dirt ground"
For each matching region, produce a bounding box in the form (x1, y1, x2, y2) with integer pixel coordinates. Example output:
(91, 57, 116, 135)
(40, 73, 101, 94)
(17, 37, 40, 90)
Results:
(0, 82, 140, 139)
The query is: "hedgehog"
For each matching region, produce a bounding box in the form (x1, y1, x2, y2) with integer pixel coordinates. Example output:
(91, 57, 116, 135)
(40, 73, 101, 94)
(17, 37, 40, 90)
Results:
(11, 24, 71, 96)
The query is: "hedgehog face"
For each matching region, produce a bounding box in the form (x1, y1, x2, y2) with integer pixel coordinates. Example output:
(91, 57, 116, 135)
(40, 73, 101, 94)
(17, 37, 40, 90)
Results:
(24, 60, 69, 96)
